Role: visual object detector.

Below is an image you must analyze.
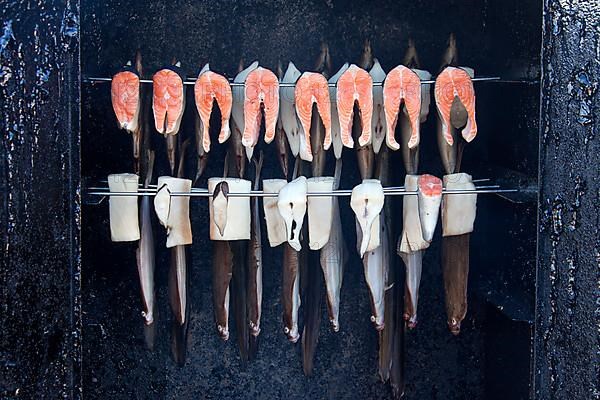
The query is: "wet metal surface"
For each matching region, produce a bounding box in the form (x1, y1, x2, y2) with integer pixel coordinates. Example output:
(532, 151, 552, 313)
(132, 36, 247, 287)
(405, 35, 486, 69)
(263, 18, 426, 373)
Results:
(535, 1, 600, 399)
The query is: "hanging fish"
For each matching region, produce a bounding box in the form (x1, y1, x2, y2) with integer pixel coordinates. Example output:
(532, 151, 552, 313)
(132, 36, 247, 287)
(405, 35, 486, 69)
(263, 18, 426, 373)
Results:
(336, 63, 373, 148)
(111, 64, 140, 133)
(231, 60, 258, 164)
(136, 151, 156, 350)
(369, 59, 387, 154)
(354, 41, 376, 179)
(328, 63, 349, 160)
(194, 64, 233, 152)
(242, 66, 279, 155)
(279, 62, 303, 159)
(212, 239, 233, 341)
(153, 63, 186, 174)
(248, 153, 264, 357)
(274, 61, 290, 178)
(194, 111, 209, 183)
(435, 34, 478, 335)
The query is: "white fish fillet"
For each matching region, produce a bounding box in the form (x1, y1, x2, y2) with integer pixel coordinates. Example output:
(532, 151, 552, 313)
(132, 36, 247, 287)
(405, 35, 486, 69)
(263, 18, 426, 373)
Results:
(262, 179, 288, 247)
(442, 173, 477, 237)
(154, 177, 193, 248)
(208, 178, 251, 240)
(108, 173, 140, 242)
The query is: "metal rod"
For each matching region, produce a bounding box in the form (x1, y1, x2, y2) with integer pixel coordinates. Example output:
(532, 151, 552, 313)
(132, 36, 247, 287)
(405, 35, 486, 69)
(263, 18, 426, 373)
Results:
(86, 188, 517, 198)
(83, 76, 503, 87)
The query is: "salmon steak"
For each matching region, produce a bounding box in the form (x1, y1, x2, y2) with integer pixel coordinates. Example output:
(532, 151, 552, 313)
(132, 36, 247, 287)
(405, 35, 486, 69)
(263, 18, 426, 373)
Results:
(194, 65, 233, 153)
(294, 72, 332, 159)
(383, 65, 422, 150)
(111, 70, 140, 132)
(242, 67, 279, 148)
(434, 66, 477, 145)
(336, 64, 373, 148)
(152, 68, 185, 135)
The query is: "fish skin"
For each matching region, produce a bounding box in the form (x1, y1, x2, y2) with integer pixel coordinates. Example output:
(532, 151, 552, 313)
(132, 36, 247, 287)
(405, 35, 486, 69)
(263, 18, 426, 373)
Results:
(362, 212, 388, 331)
(242, 67, 279, 148)
(111, 70, 140, 132)
(336, 64, 373, 148)
(152, 68, 185, 135)
(248, 155, 263, 339)
(274, 118, 289, 178)
(319, 160, 347, 332)
(279, 62, 303, 158)
(194, 66, 233, 152)
(169, 244, 189, 366)
(328, 63, 349, 159)
(231, 61, 259, 162)
(369, 59, 387, 154)
(212, 241, 233, 341)
(194, 112, 209, 183)
(282, 243, 301, 343)
(442, 233, 469, 335)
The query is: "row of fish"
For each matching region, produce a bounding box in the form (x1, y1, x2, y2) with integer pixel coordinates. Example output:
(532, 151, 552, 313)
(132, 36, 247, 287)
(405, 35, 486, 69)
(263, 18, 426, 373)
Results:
(111, 46, 477, 169)
(107, 37, 478, 395)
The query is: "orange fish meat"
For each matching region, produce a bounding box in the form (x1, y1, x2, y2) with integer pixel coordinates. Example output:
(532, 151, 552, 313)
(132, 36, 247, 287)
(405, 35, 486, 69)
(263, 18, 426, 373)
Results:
(152, 68, 185, 135)
(383, 65, 422, 150)
(294, 72, 332, 160)
(194, 68, 233, 152)
(336, 64, 373, 148)
(111, 70, 140, 132)
(242, 67, 279, 148)
(434, 66, 477, 145)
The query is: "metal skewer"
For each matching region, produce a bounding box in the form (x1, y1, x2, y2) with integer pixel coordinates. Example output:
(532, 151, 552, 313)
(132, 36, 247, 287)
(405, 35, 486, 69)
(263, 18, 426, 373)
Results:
(83, 76, 502, 87)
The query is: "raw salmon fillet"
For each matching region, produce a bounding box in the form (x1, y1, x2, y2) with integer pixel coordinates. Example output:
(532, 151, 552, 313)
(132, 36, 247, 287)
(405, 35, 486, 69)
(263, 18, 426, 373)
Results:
(111, 70, 140, 132)
(294, 72, 332, 158)
(194, 67, 233, 152)
(242, 67, 279, 147)
(434, 67, 477, 145)
(336, 64, 373, 148)
(153, 68, 185, 135)
(383, 65, 422, 150)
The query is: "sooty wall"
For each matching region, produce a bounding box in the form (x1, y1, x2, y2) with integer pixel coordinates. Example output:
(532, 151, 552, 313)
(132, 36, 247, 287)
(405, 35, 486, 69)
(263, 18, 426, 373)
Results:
(81, 1, 541, 399)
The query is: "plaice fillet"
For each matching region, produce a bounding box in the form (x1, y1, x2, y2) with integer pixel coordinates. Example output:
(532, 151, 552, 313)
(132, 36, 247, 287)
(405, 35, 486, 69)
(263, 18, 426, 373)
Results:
(154, 177, 193, 248)
(398, 175, 429, 253)
(277, 176, 307, 251)
(337, 64, 373, 148)
(231, 61, 259, 160)
(434, 66, 477, 145)
(208, 178, 251, 241)
(294, 72, 332, 160)
(194, 64, 233, 152)
(279, 62, 303, 158)
(306, 177, 335, 250)
(383, 65, 422, 151)
(350, 179, 384, 257)
(108, 173, 140, 242)
(152, 68, 185, 135)
(262, 179, 288, 247)
(442, 173, 477, 236)
(111, 71, 140, 132)
(417, 174, 443, 242)
(242, 67, 279, 149)
(369, 59, 387, 154)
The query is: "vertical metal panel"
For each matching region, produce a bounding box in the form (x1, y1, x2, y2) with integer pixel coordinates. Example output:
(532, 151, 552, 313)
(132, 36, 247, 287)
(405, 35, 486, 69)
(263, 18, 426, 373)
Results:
(0, 1, 81, 398)
(535, 1, 600, 398)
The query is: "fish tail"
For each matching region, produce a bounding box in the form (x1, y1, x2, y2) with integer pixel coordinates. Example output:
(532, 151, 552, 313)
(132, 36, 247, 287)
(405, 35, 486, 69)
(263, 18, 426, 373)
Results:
(301, 248, 322, 376)
(231, 240, 250, 364)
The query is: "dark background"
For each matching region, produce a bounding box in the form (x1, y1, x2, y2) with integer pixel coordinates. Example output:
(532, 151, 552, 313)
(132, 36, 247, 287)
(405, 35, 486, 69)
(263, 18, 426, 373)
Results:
(80, 1, 540, 399)
(7, 0, 598, 399)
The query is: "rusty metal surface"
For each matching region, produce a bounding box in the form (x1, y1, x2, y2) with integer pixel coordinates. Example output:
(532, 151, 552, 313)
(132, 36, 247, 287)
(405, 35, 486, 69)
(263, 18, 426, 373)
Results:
(535, 1, 600, 399)
(0, 0, 81, 398)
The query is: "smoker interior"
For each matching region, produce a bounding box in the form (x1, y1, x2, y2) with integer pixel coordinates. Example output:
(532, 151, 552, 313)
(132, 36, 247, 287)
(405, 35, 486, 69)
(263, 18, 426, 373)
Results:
(81, 1, 541, 398)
